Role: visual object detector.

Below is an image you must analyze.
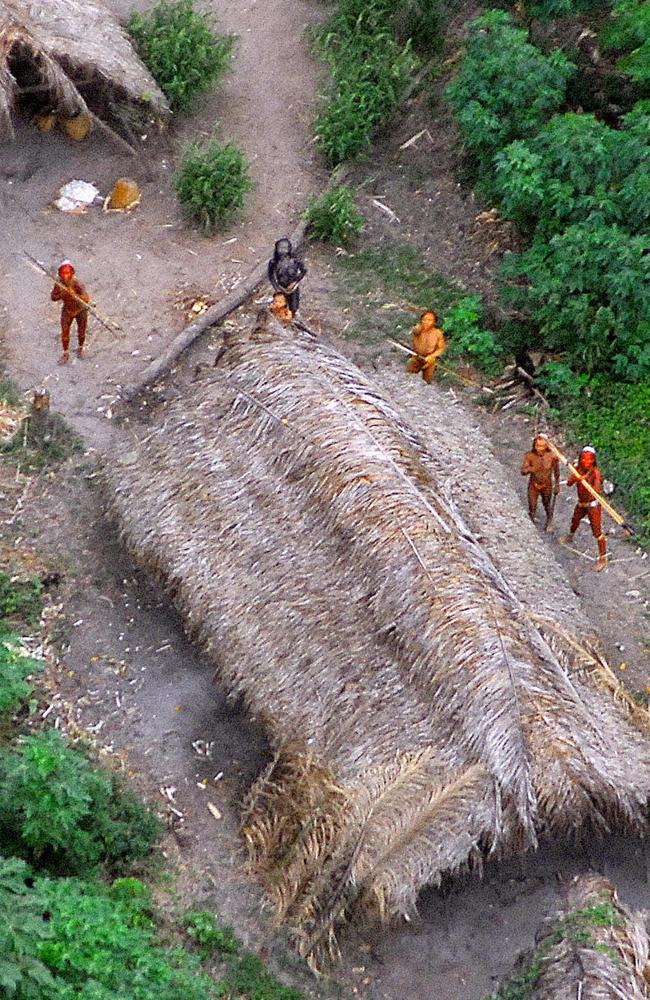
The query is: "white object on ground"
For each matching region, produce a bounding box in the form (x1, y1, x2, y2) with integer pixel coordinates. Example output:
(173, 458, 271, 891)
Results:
(54, 180, 101, 213)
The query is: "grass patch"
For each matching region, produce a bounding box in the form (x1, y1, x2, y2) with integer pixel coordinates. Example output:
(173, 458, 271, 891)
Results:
(175, 137, 251, 231)
(184, 909, 239, 957)
(220, 953, 302, 1000)
(304, 185, 364, 246)
(0, 635, 41, 726)
(128, 0, 234, 113)
(0, 377, 83, 470)
(0, 574, 43, 630)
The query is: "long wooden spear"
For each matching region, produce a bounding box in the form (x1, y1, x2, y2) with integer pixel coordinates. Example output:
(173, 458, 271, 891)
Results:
(545, 437, 635, 536)
(387, 336, 494, 393)
(23, 252, 125, 337)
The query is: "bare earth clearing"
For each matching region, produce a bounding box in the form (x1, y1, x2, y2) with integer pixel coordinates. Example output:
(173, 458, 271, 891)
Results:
(1, 3, 649, 1000)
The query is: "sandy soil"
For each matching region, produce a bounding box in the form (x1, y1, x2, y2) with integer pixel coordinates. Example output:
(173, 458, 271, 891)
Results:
(1, 5, 649, 1000)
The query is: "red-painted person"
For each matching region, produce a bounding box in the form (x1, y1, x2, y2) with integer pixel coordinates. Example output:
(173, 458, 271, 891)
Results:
(51, 260, 90, 365)
(561, 445, 608, 571)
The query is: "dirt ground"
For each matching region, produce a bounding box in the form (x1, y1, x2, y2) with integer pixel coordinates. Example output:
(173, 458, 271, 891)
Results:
(1, 3, 649, 1000)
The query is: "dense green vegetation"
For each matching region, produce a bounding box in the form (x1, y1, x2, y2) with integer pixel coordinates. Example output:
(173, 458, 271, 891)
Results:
(304, 185, 365, 246)
(447, 4, 649, 538)
(175, 138, 251, 230)
(128, 0, 234, 112)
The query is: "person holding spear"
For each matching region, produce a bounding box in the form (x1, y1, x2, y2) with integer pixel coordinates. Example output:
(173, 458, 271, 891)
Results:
(561, 445, 608, 571)
(50, 260, 91, 365)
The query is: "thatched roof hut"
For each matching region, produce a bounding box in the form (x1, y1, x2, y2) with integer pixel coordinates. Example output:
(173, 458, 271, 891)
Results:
(105, 313, 650, 968)
(494, 875, 650, 998)
(0, 0, 168, 137)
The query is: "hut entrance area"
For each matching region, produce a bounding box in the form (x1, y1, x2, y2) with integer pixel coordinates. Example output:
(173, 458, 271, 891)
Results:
(105, 313, 650, 974)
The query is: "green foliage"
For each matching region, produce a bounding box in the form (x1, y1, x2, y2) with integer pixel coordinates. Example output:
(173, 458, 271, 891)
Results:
(501, 222, 650, 379)
(312, 0, 419, 165)
(0, 573, 43, 629)
(446, 11, 574, 173)
(128, 0, 234, 112)
(221, 954, 302, 1000)
(534, 361, 589, 401)
(442, 296, 504, 374)
(492, 112, 650, 234)
(304, 186, 364, 245)
(522, 0, 606, 22)
(601, 0, 650, 89)
(175, 138, 251, 231)
(0, 636, 41, 721)
(564, 378, 650, 542)
(184, 910, 239, 956)
(0, 377, 23, 408)
(393, 0, 445, 54)
(0, 856, 55, 999)
(0, 729, 160, 874)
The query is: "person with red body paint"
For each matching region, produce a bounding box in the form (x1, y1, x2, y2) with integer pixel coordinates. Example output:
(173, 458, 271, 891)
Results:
(562, 445, 608, 571)
(51, 260, 90, 365)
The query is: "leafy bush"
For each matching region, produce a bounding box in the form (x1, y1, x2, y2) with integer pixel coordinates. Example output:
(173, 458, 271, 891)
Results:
(0, 636, 41, 721)
(0, 729, 160, 874)
(184, 910, 239, 956)
(222, 954, 302, 1000)
(534, 361, 589, 401)
(492, 112, 650, 234)
(0, 573, 43, 629)
(442, 295, 504, 375)
(501, 222, 650, 379)
(601, 0, 650, 90)
(446, 11, 574, 174)
(521, 0, 606, 21)
(175, 138, 251, 230)
(312, 0, 418, 165)
(304, 185, 364, 245)
(0, 857, 220, 1000)
(393, 0, 444, 54)
(128, 0, 234, 112)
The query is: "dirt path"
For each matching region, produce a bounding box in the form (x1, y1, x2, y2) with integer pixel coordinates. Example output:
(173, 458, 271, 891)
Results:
(0, 0, 327, 443)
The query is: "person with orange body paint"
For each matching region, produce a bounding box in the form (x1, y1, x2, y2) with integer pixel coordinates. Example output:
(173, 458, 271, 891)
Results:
(51, 260, 90, 365)
(406, 310, 446, 384)
(561, 445, 608, 571)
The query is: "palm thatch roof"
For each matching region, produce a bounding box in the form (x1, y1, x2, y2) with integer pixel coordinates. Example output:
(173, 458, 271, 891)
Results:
(497, 875, 650, 999)
(105, 312, 650, 968)
(0, 0, 168, 136)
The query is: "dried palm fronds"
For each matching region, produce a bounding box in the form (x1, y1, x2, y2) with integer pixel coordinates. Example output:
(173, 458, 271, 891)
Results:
(104, 313, 650, 968)
(0, 0, 168, 138)
(493, 875, 649, 999)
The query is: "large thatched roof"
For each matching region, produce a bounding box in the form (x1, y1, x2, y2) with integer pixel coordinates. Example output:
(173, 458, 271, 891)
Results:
(497, 875, 649, 998)
(105, 313, 650, 968)
(0, 0, 169, 136)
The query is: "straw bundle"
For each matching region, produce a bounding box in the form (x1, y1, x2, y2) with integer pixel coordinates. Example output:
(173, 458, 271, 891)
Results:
(497, 874, 650, 999)
(105, 313, 650, 967)
(0, 0, 168, 137)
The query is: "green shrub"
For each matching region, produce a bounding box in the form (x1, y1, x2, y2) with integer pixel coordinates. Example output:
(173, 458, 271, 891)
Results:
(522, 0, 606, 21)
(175, 138, 251, 230)
(0, 729, 160, 874)
(128, 0, 234, 112)
(601, 0, 650, 90)
(492, 113, 650, 234)
(534, 361, 589, 401)
(393, 0, 444, 54)
(0, 856, 55, 999)
(442, 295, 504, 375)
(312, 0, 418, 165)
(501, 222, 650, 379)
(184, 910, 239, 956)
(0, 636, 41, 721)
(0, 573, 43, 629)
(446, 11, 574, 174)
(304, 186, 364, 245)
(222, 954, 302, 1000)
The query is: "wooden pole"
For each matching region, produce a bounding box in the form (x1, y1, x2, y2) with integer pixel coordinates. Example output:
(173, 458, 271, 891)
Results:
(545, 438, 635, 535)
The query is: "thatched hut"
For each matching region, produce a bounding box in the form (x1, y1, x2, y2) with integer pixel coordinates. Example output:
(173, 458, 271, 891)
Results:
(493, 874, 650, 998)
(0, 0, 169, 138)
(105, 313, 650, 968)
